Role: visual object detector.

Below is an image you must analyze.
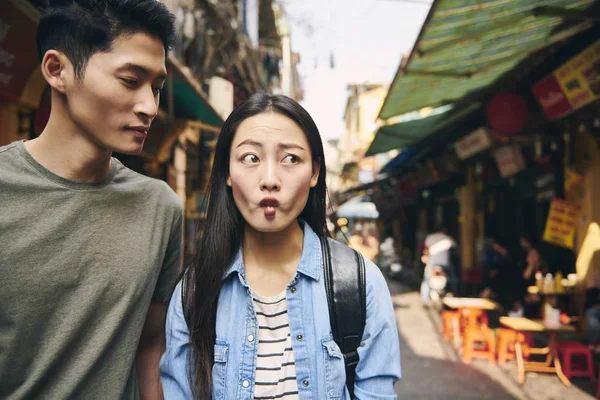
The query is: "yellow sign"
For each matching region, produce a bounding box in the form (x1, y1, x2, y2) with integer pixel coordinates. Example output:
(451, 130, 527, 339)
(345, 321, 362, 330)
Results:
(564, 169, 584, 204)
(554, 39, 600, 111)
(543, 199, 579, 249)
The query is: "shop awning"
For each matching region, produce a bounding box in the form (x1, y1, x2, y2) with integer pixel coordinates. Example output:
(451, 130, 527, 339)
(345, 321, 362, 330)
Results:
(164, 55, 224, 129)
(366, 102, 480, 156)
(380, 148, 419, 174)
(378, 0, 596, 121)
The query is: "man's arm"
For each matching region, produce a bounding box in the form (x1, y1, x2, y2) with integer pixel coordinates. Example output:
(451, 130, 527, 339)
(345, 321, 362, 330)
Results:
(136, 303, 168, 400)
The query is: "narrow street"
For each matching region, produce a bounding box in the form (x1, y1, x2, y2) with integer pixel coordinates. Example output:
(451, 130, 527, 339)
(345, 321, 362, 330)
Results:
(387, 276, 597, 400)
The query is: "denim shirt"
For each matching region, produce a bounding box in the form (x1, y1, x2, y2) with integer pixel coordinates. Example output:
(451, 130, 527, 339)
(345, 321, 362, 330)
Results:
(160, 223, 401, 399)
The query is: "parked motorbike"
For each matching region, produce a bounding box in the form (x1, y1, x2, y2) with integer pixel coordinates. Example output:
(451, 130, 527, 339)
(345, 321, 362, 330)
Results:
(428, 265, 450, 309)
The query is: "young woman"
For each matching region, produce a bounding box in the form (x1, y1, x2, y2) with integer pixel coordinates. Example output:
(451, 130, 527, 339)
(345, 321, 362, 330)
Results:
(159, 92, 401, 399)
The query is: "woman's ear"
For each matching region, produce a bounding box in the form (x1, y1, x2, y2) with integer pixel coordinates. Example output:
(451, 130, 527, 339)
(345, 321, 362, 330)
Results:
(227, 176, 232, 187)
(310, 158, 321, 188)
(40, 50, 72, 94)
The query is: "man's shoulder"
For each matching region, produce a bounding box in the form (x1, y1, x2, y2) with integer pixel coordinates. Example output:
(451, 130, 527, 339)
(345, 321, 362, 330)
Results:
(0, 141, 22, 161)
(114, 160, 183, 212)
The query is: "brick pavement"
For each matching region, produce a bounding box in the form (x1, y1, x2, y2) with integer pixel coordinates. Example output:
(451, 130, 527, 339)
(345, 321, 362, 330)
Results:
(387, 274, 596, 400)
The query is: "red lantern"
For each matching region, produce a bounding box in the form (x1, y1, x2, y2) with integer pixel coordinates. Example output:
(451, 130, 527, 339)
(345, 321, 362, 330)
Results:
(487, 92, 529, 136)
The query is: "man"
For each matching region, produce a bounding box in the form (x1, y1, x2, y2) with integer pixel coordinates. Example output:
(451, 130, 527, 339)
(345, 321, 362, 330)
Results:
(0, 1, 181, 399)
(420, 225, 457, 305)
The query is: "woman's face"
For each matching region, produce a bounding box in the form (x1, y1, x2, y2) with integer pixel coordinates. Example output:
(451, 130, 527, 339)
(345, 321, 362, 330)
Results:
(227, 112, 320, 233)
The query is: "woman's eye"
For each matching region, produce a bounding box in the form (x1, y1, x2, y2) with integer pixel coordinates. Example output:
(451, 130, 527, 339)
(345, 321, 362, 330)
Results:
(282, 155, 299, 164)
(242, 154, 259, 164)
(153, 87, 162, 96)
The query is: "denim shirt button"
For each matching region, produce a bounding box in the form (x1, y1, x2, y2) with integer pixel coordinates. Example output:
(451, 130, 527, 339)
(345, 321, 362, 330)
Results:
(302, 379, 310, 387)
(247, 334, 255, 342)
(242, 380, 250, 388)
(290, 286, 297, 293)
(296, 334, 303, 341)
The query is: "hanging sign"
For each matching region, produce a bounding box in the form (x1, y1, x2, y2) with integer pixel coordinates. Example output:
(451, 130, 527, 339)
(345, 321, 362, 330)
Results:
(454, 127, 492, 160)
(493, 145, 525, 177)
(533, 39, 600, 120)
(542, 198, 580, 249)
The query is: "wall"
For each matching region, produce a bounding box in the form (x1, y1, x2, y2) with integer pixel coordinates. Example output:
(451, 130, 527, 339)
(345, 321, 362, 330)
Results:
(575, 130, 600, 283)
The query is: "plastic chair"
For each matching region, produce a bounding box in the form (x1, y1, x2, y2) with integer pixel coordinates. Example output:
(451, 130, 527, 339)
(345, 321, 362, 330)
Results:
(441, 310, 460, 341)
(556, 342, 595, 382)
(463, 324, 496, 364)
(496, 328, 532, 364)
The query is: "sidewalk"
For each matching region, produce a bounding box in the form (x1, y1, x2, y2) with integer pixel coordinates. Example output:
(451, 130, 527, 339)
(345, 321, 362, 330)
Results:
(387, 277, 596, 400)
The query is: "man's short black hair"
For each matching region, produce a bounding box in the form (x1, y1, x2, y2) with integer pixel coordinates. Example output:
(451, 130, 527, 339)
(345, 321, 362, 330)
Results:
(37, 0, 176, 79)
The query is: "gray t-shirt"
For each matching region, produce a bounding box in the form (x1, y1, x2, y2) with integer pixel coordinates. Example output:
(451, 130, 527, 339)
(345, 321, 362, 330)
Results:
(0, 141, 183, 399)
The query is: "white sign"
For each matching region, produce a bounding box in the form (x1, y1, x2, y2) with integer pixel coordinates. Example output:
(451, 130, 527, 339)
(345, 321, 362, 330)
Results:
(454, 127, 492, 160)
(494, 145, 525, 177)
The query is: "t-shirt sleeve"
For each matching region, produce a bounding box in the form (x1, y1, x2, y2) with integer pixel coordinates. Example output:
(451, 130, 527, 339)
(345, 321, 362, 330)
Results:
(153, 207, 183, 303)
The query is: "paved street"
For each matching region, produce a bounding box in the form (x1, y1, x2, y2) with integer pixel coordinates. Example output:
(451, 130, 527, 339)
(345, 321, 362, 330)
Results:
(388, 275, 597, 400)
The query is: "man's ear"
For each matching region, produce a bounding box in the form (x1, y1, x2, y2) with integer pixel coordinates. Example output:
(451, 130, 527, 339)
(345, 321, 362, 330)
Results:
(310, 158, 321, 188)
(40, 50, 73, 94)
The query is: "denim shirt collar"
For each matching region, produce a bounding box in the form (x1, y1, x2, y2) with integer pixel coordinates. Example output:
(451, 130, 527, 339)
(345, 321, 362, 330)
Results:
(224, 220, 323, 283)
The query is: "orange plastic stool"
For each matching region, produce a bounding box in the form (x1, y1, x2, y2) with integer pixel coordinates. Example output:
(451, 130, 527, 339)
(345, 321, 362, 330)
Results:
(557, 342, 596, 382)
(463, 325, 496, 364)
(441, 310, 460, 341)
(496, 328, 532, 364)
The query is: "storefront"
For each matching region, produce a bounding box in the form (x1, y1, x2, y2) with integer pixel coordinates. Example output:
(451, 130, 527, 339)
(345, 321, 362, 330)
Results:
(0, 0, 46, 146)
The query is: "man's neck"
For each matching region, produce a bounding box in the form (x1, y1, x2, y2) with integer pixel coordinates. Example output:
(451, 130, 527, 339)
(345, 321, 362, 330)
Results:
(24, 117, 113, 183)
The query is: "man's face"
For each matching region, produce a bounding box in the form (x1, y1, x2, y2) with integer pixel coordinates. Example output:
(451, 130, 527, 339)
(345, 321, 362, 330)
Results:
(227, 112, 320, 233)
(63, 32, 167, 154)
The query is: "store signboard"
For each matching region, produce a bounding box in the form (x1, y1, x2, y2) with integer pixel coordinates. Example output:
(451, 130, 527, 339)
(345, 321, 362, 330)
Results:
(493, 145, 525, 177)
(533, 39, 600, 120)
(454, 127, 492, 160)
(0, 1, 39, 101)
(542, 198, 580, 249)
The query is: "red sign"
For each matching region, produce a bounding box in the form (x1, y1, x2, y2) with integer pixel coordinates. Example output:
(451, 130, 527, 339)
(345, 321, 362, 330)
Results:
(0, 1, 39, 101)
(533, 40, 600, 121)
(532, 75, 574, 120)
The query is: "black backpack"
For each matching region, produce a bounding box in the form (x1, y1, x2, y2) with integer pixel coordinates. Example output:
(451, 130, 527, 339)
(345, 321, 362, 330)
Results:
(181, 236, 366, 399)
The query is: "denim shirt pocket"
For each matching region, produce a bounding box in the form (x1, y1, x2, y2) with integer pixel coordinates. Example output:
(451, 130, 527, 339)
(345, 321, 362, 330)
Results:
(322, 336, 347, 399)
(212, 340, 229, 400)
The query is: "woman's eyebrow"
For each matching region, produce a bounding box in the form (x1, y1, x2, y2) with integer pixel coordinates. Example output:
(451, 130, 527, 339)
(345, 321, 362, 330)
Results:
(235, 139, 305, 151)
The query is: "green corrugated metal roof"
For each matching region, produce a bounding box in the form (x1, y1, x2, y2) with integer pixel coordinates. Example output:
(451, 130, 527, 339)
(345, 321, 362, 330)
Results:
(378, 0, 595, 120)
(366, 102, 480, 156)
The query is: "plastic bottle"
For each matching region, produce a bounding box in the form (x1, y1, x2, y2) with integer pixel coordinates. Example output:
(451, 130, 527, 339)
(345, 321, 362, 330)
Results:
(555, 271, 564, 294)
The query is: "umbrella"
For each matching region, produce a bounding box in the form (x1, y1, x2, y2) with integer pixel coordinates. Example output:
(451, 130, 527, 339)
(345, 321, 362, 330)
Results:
(336, 197, 379, 219)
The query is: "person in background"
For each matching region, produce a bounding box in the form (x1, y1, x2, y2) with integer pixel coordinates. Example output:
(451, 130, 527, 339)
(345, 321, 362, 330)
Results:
(0, 1, 181, 399)
(420, 225, 457, 305)
(520, 235, 545, 317)
(520, 235, 543, 285)
(348, 222, 380, 262)
(480, 238, 521, 311)
(583, 273, 600, 352)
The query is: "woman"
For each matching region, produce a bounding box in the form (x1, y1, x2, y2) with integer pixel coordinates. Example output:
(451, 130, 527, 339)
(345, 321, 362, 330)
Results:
(520, 235, 542, 285)
(159, 93, 401, 399)
(519, 235, 544, 318)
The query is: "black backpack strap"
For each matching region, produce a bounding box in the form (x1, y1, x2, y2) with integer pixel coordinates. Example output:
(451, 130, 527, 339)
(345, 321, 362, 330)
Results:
(320, 236, 367, 399)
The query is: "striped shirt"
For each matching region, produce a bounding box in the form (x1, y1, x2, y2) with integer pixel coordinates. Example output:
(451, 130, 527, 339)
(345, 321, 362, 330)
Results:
(252, 291, 299, 400)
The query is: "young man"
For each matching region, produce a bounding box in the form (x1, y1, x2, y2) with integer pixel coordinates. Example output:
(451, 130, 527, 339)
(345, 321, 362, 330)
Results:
(0, 1, 182, 398)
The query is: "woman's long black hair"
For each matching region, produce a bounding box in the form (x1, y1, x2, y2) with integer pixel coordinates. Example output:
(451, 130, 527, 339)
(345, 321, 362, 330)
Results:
(185, 92, 328, 398)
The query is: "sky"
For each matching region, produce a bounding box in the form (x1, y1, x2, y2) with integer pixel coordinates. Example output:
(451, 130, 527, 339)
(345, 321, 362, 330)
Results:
(281, 0, 432, 140)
